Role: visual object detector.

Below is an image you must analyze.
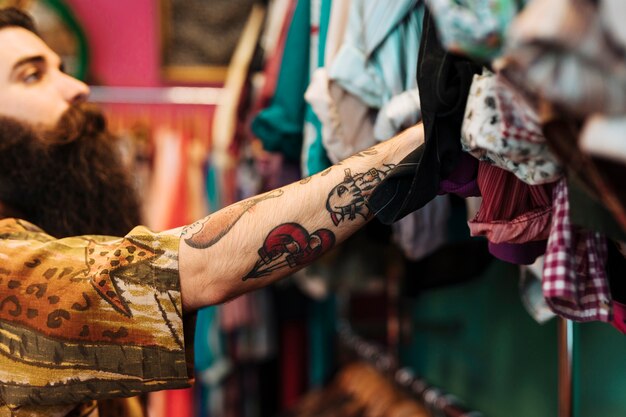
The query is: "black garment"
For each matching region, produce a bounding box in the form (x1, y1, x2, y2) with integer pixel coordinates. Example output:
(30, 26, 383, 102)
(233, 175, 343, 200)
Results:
(401, 239, 493, 296)
(568, 175, 626, 242)
(607, 241, 626, 305)
(368, 7, 482, 224)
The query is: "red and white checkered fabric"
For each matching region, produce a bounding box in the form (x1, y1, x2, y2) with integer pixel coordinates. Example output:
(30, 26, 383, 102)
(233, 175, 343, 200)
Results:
(542, 179, 612, 322)
(495, 74, 545, 144)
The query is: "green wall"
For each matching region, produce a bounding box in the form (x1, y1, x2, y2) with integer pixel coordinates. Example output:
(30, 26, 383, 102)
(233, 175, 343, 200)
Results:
(400, 258, 626, 417)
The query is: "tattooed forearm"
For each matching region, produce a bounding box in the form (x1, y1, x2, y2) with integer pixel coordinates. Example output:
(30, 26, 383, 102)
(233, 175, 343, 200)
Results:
(182, 190, 284, 249)
(325, 164, 396, 226)
(243, 223, 335, 280)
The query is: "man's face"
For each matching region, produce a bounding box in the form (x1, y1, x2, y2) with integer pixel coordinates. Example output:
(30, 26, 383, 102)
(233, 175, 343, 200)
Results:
(0, 26, 89, 128)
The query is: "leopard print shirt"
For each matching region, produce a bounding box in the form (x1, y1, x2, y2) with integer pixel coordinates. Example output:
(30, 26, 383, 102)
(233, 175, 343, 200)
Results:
(0, 218, 194, 417)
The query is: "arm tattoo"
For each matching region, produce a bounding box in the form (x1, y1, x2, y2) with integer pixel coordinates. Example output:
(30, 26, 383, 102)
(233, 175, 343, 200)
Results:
(182, 190, 284, 249)
(353, 148, 378, 158)
(325, 164, 395, 226)
(299, 168, 332, 186)
(243, 223, 335, 280)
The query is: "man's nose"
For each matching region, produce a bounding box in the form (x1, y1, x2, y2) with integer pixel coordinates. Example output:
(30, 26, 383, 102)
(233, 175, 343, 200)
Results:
(59, 72, 90, 105)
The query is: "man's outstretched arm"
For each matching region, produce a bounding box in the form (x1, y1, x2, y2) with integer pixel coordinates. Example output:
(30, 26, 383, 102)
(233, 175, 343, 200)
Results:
(178, 123, 423, 311)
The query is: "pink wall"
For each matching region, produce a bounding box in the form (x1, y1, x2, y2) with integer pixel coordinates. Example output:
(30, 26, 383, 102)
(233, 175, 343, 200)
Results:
(65, 0, 162, 86)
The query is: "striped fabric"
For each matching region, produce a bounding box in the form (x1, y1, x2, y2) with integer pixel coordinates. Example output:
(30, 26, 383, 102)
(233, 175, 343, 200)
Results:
(542, 179, 612, 322)
(468, 162, 553, 244)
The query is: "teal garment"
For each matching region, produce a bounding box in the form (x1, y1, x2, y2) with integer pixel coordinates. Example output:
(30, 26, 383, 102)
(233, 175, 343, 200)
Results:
(425, 0, 525, 61)
(328, 0, 424, 109)
(251, 0, 310, 162)
(194, 306, 229, 417)
(194, 306, 226, 378)
(205, 162, 221, 212)
(308, 295, 337, 388)
(303, 0, 333, 176)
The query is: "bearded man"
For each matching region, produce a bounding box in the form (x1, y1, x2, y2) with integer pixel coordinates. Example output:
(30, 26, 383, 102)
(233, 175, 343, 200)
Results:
(0, 7, 422, 417)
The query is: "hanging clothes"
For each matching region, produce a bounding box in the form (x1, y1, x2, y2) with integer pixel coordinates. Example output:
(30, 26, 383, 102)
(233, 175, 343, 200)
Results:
(369, 7, 481, 224)
(252, 0, 298, 116)
(302, 0, 333, 176)
(251, 0, 310, 162)
(496, 0, 626, 117)
(461, 71, 562, 185)
(469, 162, 552, 244)
(304, 0, 378, 164)
(542, 179, 612, 323)
(327, 0, 424, 142)
(424, 0, 524, 60)
(328, 0, 423, 110)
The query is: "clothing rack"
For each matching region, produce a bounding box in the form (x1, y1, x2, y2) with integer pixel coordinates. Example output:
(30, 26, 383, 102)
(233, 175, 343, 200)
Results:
(337, 321, 484, 417)
(88, 86, 223, 105)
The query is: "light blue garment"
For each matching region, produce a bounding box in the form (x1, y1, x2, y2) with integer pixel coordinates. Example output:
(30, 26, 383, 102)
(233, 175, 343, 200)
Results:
(425, 0, 524, 60)
(328, 0, 424, 109)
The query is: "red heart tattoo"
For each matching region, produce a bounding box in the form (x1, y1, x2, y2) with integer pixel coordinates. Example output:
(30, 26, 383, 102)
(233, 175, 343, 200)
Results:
(243, 223, 336, 280)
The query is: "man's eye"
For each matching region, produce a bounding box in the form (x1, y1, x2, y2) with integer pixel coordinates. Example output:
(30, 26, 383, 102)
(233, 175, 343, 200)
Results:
(22, 70, 42, 84)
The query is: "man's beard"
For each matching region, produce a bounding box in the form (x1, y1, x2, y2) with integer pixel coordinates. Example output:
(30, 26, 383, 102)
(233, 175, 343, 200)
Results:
(0, 103, 141, 238)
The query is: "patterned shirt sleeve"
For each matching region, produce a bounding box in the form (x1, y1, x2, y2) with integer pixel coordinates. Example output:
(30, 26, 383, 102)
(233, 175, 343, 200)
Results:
(0, 218, 194, 413)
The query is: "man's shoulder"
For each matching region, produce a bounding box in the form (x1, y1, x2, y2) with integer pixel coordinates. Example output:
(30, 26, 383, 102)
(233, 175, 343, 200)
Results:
(0, 217, 53, 244)
(0, 217, 45, 233)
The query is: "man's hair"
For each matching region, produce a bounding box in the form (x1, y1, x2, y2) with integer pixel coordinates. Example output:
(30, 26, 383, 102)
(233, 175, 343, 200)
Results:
(0, 104, 143, 238)
(0, 7, 37, 34)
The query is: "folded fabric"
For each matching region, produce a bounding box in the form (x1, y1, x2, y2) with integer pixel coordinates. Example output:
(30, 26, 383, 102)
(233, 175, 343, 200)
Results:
(542, 179, 612, 323)
(461, 71, 562, 185)
(425, 0, 524, 60)
(468, 162, 553, 244)
(369, 8, 482, 224)
(496, 0, 626, 117)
